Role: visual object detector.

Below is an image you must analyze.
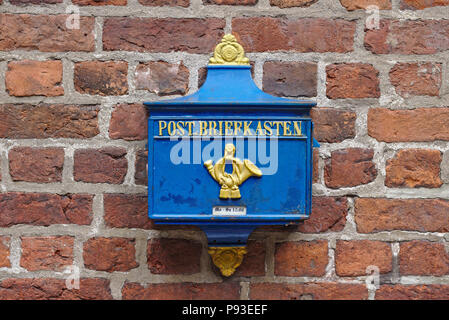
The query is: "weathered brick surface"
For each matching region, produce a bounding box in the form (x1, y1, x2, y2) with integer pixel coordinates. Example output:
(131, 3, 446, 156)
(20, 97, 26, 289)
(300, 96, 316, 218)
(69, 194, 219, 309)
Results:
(311, 108, 356, 143)
(232, 18, 356, 53)
(297, 197, 348, 233)
(0, 105, 99, 139)
(9, 147, 64, 183)
(135, 61, 189, 96)
(270, 0, 317, 8)
(262, 61, 317, 97)
(109, 104, 147, 141)
(6, 60, 63, 97)
(134, 150, 148, 186)
(72, 0, 127, 5)
(339, 0, 391, 10)
(20, 236, 74, 271)
(385, 149, 442, 188)
(400, 0, 449, 9)
(74, 148, 128, 184)
(390, 63, 442, 97)
(274, 240, 328, 276)
(313, 149, 319, 183)
(376, 285, 449, 300)
(0, 193, 93, 227)
(103, 18, 225, 53)
(324, 148, 377, 188)
(355, 198, 449, 233)
(83, 237, 138, 272)
(204, 0, 257, 4)
(139, 0, 189, 6)
(250, 283, 368, 300)
(335, 240, 392, 276)
(103, 194, 152, 229)
(365, 20, 449, 54)
(147, 238, 202, 274)
(0, 14, 95, 52)
(368, 108, 449, 142)
(400, 241, 449, 276)
(74, 61, 128, 96)
(122, 282, 240, 300)
(232, 241, 266, 277)
(0, 278, 112, 300)
(10, 0, 61, 4)
(0, 237, 10, 268)
(326, 63, 380, 99)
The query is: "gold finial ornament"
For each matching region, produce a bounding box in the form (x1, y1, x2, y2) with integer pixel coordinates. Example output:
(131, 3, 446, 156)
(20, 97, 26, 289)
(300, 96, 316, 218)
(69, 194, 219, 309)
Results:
(208, 246, 247, 277)
(204, 143, 262, 199)
(209, 34, 250, 66)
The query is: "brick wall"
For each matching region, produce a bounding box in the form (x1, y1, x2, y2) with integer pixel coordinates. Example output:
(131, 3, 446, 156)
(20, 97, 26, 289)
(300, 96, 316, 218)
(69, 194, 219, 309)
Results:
(0, 0, 448, 300)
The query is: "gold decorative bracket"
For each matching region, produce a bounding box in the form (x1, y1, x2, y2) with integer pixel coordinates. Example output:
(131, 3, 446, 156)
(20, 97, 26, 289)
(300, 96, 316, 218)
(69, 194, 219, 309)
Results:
(208, 246, 247, 277)
(209, 34, 250, 66)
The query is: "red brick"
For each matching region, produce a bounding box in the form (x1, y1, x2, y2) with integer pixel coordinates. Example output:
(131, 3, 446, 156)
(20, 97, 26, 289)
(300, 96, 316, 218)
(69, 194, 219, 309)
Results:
(231, 241, 265, 277)
(0, 104, 99, 139)
(365, 20, 449, 54)
(122, 282, 240, 300)
(355, 198, 449, 233)
(298, 197, 348, 233)
(135, 150, 148, 186)
(400, 241, 449, 276)
(83, 237, 138, 272)
(312, 149, 319, 183)
(339, 0, 391, 10)
(104, 194, 152, 229)
(390, 62, 442, 97)
(275, 240, 328, 277)
(263, 61, 317, 97)
(0, 193, 93, 227)
(376, 284, 449, 300)
(232, 17, 355, 53)
(270, 0, 317, 8)
(311, 108, 356, 143)
(368, 108, 449, 142)
(10, 0, 61, 4)
(335, 240, 392, 276)
(72, 0, 126, 5)
(385, 149, 442, 188)
(147, 238, 201, 274)
(0, 14, 94, 52)
(326, 63, 380, 99)
(400, 0, 449, 9)
(109, 104, 147, 141)
(138, 0, 189, 6)
(103, 18, 225, 53)
(0, 278, 112, 300)
(204, 0, 256, 4)
(324, 148, 377, 188)
(9, 147, 64, 183)
(73, 148, 127, 184)
(6, 60, 63, 97)
(250, 283, 368, 300)
(20, 236, 74, 271)
(135, 61, 189, 96)
(0, 237, 10, 268)
(74, 61, 128, 96)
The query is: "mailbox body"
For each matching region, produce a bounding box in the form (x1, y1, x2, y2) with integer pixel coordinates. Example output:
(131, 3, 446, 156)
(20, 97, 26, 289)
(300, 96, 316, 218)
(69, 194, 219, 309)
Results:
(145, 65, 316, 245)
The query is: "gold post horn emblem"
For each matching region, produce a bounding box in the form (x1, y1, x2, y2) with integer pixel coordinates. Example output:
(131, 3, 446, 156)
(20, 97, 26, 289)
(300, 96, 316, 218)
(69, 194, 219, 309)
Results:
(204, 143, 262, 199)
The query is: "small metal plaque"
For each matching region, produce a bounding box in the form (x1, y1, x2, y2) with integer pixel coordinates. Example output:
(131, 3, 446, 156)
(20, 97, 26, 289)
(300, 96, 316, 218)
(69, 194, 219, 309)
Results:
(213, 206, 247, 216)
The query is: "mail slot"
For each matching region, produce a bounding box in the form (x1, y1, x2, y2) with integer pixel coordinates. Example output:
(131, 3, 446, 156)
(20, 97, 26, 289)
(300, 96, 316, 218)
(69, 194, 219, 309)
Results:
(144, 34, 317, 276)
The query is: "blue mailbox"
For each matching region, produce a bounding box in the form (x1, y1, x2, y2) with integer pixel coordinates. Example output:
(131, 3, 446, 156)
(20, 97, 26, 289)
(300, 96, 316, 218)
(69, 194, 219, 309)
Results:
(144, 34, 317, 276)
